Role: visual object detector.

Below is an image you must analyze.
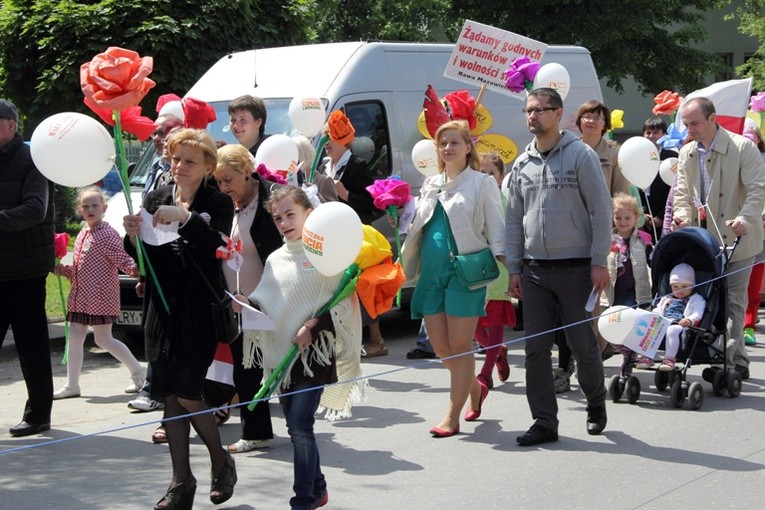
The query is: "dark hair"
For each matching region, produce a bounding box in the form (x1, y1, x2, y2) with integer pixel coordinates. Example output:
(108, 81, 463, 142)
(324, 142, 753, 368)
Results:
(576, 100, 611, 135)
(266, 185, 313, 215)
(683, 97, 716, 119)
(528, 88, 563, 109)
(642, 117, 668, 134)
(228, 95, 267, 137)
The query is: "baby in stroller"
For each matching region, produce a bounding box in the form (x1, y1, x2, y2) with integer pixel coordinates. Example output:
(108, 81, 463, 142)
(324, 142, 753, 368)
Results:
(637, 263, 706, 371)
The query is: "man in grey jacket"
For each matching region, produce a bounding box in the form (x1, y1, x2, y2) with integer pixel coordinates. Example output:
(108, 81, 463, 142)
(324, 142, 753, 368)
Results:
(506, 88, 612, 446)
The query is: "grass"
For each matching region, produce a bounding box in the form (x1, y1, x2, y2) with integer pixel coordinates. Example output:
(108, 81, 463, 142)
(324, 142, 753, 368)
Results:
(46, 273, 71, 319)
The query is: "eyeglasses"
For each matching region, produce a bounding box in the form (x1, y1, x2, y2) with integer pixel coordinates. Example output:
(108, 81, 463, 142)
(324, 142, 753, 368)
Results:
(581, 114, 605, 122)
(522, 107, 559, 116)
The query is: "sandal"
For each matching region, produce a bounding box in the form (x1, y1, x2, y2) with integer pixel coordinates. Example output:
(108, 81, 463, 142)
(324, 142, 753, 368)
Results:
(210, 454, 237, 504)
(152, 426, 168, 444)
(361, 344, 388, 358)
(214, 394, 239, 426)
(227, 438, 270, 453)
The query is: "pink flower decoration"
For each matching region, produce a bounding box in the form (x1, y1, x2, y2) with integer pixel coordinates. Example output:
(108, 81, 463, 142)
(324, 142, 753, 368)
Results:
(750, 91, 765, 112)
(366, 177, 411, 210)
(502, 57, 540, 93)
(255, 163, 287, 185)
(54, 232, 69, 260)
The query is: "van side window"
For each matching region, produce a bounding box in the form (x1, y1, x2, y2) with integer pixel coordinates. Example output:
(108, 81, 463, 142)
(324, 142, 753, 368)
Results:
(345, 102, 391, 179)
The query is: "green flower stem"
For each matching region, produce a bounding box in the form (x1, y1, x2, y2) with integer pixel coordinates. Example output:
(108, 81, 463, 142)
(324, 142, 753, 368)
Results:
(247, 344, 298, 411)
(388, 206, 402, 307)
(56, 257, 69, 365)
(308, 133, 330, 183)
(113, 112, 170, 315)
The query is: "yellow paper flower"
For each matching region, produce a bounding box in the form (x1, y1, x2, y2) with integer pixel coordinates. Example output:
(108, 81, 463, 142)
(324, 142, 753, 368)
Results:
(354, 225, 392, 270)
(610, 109, 624, 130)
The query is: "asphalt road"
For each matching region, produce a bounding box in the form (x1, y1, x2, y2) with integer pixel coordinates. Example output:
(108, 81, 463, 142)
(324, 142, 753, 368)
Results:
(1, 309, 764, 509)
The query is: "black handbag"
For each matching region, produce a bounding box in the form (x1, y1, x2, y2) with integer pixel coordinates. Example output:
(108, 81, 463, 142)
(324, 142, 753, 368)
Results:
(189, 256, 240, 344)
(442, 208, 500, 290)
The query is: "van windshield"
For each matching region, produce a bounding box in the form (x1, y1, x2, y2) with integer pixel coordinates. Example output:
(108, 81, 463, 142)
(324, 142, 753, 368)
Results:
(207, 99, 294, 142)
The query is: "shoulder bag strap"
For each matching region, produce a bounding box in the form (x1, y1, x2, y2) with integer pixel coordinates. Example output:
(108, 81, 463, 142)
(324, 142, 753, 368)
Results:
(188, 254, 225, 304)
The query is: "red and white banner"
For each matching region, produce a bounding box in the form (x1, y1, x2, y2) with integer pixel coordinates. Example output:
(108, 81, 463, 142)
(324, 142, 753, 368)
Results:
(675, 78, 753, 134)
(205, 342, 234, 387)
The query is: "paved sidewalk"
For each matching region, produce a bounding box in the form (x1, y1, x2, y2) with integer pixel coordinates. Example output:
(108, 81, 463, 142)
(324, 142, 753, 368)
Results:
(1, 312, 764, 509)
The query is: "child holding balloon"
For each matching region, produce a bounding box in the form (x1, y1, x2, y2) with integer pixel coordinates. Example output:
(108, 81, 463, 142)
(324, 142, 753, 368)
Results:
(53, 186, 144, 400)
(232, 186, 362, 510)
(600, 193, 652, 379)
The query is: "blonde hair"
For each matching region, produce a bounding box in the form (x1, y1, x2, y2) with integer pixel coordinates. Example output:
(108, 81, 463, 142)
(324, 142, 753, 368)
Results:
(76, 186, 107, 207)
(612, 192, 640, 217)
(214, 144, 254, 178)
(435, 120, 480, 173)
(165, 128, 218, 175)
(293, 135, 316, 168)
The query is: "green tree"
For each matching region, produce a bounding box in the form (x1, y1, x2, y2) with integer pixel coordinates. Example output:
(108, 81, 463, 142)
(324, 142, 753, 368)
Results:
(447, 0, 724, 95)
(0, 0, 311, 136)
(729, 0, 765, 89)
(307, 0, 449, 42)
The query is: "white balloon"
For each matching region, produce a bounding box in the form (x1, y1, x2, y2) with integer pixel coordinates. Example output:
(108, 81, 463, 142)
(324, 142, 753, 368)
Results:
(659, 157, 679, 186)
(411, 139, 439, 177)
(618, 136, 660, 189)
(597, 306, 636, 345)
(533, 63, 571, 101)
(31, 112, 115, 187)
(289, 96, 326, 138)
(157, 100, 185, 122)
(255, 134, 299, 171)
(302, 202, 364, 276)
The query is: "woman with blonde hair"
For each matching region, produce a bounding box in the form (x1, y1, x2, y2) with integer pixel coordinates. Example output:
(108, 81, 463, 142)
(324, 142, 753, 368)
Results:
(213, 143, 282, 454)
(401, 120, 505, 437)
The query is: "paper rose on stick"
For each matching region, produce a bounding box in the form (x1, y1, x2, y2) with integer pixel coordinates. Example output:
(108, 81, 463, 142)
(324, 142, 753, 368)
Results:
(750, 91, 765, 112)
(502, 56, 541, 93)
(80, 47, 156, 111)
(652, 90, 684, 117)
(54, 232, 70, 363)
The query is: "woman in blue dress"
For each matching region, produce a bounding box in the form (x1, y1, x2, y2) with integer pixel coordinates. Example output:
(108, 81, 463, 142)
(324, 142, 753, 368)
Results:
(401, 120, 505, 437)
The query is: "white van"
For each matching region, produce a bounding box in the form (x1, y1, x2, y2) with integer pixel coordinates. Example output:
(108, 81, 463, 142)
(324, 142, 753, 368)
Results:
(109, 41, 602, 339)
(188, 41, 603, 194)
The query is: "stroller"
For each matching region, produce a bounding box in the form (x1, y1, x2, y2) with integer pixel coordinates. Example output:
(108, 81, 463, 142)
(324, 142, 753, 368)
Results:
(608, 226, 742, 410)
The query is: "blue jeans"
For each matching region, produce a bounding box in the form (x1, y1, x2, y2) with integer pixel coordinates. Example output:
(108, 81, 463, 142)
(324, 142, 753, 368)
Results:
(281, 381, 326, 510)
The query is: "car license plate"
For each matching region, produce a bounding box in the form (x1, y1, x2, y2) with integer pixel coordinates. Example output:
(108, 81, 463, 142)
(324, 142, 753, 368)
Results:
(117, 310, 142, 325)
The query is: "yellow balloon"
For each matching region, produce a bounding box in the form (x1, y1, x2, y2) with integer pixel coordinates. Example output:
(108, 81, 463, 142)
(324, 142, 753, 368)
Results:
(416, 103, 494, 139)
(476, 134, 519, 165)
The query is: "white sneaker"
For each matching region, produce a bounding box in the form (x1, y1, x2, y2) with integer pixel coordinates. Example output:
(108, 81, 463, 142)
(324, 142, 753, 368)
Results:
(125, 366, 147, 394)
(128, 394, 164, 412)
(53, 385, 81, 400)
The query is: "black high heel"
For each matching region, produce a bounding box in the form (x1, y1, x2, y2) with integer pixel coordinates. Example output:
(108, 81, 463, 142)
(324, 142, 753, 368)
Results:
(210, 454, 237, 505)
(154, 478, 197, 510)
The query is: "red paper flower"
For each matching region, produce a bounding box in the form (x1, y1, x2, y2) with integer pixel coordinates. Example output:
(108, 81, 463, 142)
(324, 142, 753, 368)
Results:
(183, 97, 217, 129)
(652, 90, 684, 116)
(83, 98, 156, 141)
(156, 93, 183, 113)
(443, 90, 477, 131)
(80, 47, 156, 112)
(366, 177, 411, 210)
(255, 163, 287, 185)
(423, 85, 452, 139)
(54, 232, 69, 260)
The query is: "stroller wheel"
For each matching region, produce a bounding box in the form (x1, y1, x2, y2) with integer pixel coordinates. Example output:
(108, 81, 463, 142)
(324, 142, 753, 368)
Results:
(702, 366, 721, 384)
(654, 370, 669, 392)
(626, 376, 641, 404)
(712, 369, 727, 397)
(688, 382, 704, 410)
(608, 375, 624, 403)
(669, 379, 685, 409)
(727, 370, 742, 398)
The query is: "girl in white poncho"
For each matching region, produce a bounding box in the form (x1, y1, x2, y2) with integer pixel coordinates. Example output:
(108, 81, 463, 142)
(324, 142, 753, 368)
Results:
(233, 186, 362, 510)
